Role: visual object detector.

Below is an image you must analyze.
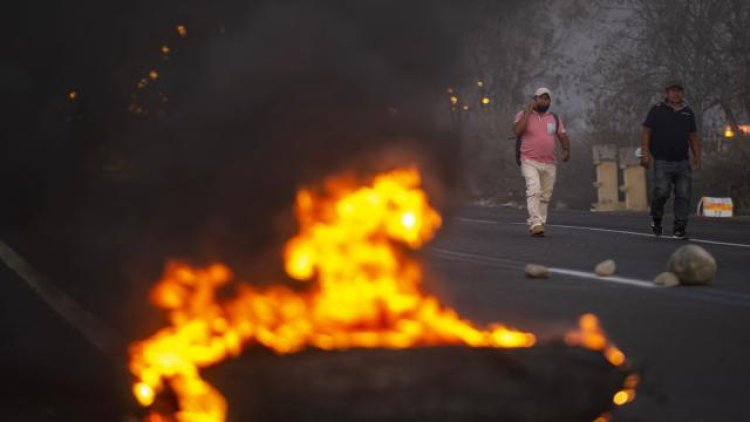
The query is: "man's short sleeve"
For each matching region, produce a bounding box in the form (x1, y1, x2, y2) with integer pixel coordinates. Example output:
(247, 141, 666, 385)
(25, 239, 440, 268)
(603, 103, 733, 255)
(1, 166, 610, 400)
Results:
(643, 106, 657, 128)
(514, 111, 524, 124)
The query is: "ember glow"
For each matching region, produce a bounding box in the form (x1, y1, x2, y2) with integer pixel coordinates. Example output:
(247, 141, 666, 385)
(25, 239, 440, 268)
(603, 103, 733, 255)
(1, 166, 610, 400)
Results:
(129, 167, 628, 421)
(565, 313, 637, 410)
(565, 313, 627, 368)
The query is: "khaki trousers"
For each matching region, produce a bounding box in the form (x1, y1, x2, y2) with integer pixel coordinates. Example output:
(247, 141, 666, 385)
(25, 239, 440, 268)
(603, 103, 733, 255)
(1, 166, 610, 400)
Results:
(520, 159, 557, 228)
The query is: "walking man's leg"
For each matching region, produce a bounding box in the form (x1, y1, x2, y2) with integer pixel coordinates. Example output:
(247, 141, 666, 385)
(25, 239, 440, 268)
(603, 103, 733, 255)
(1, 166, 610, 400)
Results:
(538, 163, 557, 225)
(521, 161, 544, 235)
(650, 160, 671, 236)
(673, 160, 692, 237)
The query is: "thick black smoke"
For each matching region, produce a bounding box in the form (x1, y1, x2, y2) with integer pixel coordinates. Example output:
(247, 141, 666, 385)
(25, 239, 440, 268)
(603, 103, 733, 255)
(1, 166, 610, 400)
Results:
(127, 1, 467, 271)
(3, 0, 477, 329)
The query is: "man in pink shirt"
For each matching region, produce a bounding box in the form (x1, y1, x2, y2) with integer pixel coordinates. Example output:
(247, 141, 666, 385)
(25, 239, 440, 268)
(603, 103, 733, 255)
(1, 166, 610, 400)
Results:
(511, 87, 571, 237)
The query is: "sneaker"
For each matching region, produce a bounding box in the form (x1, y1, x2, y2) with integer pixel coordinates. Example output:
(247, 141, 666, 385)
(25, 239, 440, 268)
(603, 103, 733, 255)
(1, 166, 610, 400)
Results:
(651, 218, 663, 237)
(530, 224, 545, 237)
(673, 226, 689, 239)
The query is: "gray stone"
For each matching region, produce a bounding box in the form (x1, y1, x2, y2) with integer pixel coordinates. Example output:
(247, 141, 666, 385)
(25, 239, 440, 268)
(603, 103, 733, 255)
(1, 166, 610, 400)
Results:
(667, 245, 717, 285)
(653, 272, 680, 287)
(524, 264, 549, 279)
(594, 259, 616, 277)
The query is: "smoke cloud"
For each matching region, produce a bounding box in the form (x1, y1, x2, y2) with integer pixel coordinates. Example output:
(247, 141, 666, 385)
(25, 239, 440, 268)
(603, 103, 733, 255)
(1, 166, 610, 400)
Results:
(3, 1, 479, 327)
(117, 1, 470, 271)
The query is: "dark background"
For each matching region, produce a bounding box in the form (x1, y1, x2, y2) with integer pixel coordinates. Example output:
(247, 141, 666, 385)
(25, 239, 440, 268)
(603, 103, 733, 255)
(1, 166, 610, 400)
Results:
(1, 0, 486, 336)
(2, 3, 483, 418)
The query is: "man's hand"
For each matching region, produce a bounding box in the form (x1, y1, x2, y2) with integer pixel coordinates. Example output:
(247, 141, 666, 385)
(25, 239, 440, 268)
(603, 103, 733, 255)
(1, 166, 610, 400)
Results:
(527, 99, 537, 113)
(640, 155, 651, 168)
(562, 149, 570, 162)
(692, 156, 702, 170)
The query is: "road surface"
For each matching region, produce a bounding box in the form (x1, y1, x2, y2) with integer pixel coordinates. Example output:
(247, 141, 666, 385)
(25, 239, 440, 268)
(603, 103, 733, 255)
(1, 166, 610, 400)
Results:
(427, 206, 750, 421)
(2, 205, 749, 421)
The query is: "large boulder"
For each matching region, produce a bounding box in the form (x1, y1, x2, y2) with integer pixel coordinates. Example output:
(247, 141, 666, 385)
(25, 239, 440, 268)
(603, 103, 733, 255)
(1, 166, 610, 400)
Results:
(667, 245, 717, 285)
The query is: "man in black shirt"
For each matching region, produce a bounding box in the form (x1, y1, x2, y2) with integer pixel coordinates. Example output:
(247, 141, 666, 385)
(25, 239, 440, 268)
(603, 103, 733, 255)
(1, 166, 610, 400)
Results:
(640, 80, 701, 238)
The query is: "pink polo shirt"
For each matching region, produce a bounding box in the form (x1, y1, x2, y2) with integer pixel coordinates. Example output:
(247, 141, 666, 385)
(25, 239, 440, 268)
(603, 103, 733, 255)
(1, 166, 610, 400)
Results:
(514, 110, 566, 164)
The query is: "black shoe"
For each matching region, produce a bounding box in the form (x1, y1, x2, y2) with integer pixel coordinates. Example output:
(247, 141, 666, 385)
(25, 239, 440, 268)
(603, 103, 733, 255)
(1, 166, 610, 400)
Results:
(651, 219, 663, 237)
(673, 226, 688, 239)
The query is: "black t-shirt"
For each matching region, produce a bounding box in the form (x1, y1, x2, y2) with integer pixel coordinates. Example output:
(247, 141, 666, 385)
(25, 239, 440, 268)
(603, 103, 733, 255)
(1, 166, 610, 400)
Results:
(643, 102, 697, 161)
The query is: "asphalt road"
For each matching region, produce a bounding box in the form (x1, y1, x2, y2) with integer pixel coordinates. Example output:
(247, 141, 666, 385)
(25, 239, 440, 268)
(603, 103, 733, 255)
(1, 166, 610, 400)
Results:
(426, 206, 750, 421)
(1, 205, 749, 421)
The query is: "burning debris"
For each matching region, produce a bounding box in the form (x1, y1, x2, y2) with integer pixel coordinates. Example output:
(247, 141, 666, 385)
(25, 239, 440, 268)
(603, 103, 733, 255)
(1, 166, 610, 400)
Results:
(202, 339, 630, 421)
(128, 167, 634, 421)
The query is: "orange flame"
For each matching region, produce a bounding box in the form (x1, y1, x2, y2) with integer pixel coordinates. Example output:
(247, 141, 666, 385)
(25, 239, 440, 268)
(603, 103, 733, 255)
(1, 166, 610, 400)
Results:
(129, 168, 627, 421)
(565, 313, 627, 367)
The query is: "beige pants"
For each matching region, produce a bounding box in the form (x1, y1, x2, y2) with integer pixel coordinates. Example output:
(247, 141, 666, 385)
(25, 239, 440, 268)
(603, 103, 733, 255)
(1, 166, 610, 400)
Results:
(520, 159, 557, 228)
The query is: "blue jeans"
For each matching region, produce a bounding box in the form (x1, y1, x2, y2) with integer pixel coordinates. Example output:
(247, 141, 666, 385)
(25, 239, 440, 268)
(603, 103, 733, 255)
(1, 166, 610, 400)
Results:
(650, 159, 692, 228)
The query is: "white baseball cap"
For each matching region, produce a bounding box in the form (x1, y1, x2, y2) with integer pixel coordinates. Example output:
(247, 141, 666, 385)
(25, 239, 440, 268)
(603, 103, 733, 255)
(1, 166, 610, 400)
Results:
(533, 87, 552, 97)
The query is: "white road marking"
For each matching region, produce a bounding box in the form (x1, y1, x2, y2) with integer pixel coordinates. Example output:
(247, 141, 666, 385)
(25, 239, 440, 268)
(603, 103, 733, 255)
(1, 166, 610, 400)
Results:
(541, 223, 653, 238)
(688, 238, 750, 248)
(546, 267, 656, 288)
(455, 217, 750, 249)
(547, 223, 750, 249)
(432, 247, 657, 288)
(0, 240, 125, 356)
(431, 246, 750, 306)
(456, 217, 498, 225)
(430, 247, 525, 270)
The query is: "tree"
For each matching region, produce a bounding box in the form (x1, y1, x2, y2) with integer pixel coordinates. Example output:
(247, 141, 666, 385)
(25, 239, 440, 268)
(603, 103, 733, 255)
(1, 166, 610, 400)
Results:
(455, 0, 594, 206)
(585, 0, 750, 213)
